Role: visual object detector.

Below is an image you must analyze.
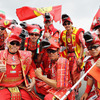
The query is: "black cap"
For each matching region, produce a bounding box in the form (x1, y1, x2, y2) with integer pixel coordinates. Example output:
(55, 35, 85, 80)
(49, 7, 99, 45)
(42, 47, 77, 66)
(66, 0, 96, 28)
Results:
(83, 31, 93, 43)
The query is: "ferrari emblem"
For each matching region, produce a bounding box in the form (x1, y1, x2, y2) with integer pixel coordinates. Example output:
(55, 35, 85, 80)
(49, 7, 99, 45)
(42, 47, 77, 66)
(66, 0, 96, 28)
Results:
(23, 65, 26, 70)
(4, 20, 9, 26)
(34, 6, 52, 17)
(62, 36, 66, 42)
(67, 38, 71, 43)
(11, 65, 16, 69)
(37, 7, 52, 14)
(69, 57, 71, 61)
(12, 56, 15, 61)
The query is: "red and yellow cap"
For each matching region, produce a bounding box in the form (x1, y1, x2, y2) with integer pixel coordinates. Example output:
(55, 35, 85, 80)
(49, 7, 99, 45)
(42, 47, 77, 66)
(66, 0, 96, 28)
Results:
(8, 34, 21, 43)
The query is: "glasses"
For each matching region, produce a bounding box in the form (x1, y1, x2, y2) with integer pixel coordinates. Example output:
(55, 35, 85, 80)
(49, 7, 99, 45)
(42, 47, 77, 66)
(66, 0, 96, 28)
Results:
(10, 41, 21, 46)
(47, 49, 57, 53)
(29, 33, 39, 36)
(63, 21, 70, 26)
(44, 20, 51, 24)
(88, 45, 100, 50)
(0, 27, 5, 30)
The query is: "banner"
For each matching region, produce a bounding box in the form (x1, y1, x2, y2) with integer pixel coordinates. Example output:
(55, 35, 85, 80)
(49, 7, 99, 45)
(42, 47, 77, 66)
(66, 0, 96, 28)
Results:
(90, 8, 100, 31)
(16, 5, 62, 22)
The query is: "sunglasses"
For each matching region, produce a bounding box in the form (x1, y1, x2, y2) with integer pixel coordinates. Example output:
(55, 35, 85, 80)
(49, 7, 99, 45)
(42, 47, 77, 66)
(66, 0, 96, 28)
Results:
(88, 45, 100, 50)
(29, 33, 39, 36)
(44, 20, 51, 24)
(63, 21, 70, 26)
(10, 41, 21, 46)
(0, 27, 5, 30)
(47, 49, 57, 53)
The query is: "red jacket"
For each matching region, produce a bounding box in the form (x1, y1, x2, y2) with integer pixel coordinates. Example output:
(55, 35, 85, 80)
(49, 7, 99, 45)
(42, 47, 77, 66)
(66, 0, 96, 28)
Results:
(0, 50, 35, 87)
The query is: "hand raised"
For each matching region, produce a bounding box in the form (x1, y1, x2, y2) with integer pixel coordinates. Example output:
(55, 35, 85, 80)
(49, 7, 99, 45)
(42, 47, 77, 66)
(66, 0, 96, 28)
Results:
(0, 60, 6, 72)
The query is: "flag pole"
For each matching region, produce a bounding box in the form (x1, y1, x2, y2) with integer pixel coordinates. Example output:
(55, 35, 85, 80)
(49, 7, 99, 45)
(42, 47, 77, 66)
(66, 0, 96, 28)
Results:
(60, 61, 97, 100)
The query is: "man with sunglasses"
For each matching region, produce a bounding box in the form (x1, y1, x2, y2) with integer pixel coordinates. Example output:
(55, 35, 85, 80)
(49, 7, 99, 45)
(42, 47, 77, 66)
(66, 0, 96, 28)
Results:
(60, 14, 85, 96)
(81, 32, 100, 100)
(35, 37, 75, 100)
(43, 13, 59, 39)
(20, 24, 43, 64)
(0, 33, 41, 100)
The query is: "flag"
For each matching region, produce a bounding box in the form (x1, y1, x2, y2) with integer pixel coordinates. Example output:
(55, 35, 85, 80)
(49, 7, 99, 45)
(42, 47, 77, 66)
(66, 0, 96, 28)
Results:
(90, 8, 100, 31)
(16, 5, 62, 22)
(88, 64, 100, 83)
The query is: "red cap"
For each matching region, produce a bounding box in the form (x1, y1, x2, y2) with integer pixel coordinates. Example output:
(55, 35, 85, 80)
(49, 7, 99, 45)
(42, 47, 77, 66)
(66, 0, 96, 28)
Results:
(85, 32, 100, 47)
(8, 34, 21, 43)
(48, 37, 59, 50)
(0, 13, 6, 20)
(26, 24, 42, 35)
(62, 14, 73, 24)
(0, 19, 13, 28)
(0, 10, 6, 20)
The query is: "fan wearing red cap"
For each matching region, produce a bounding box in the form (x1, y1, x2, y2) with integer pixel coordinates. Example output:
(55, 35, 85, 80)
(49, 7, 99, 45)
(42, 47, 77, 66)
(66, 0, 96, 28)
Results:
(81, 31, 100, 100)
(35, 37, 75, 100)
(0, 11, 18, 50)
(60, 14, 85, 96)
(20, 23, 42, 51)
(20, 23, 44, 66)
(0, 33, 41, 100)
(43, 13, 59, 40)
(7, 35, 22, 53)
(0, 12, 8, 50)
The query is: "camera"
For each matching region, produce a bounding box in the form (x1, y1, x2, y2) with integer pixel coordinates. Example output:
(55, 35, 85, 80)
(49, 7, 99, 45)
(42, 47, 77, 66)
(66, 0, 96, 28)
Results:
(84, 31, 93, 43)
(19, 29, 28, 39)
(20, 22, 27, 29)
(44, 13, 51, 21)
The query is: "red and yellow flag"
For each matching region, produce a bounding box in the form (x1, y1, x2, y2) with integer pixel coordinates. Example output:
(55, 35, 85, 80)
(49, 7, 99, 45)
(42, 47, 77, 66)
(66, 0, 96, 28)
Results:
(16, 5, 62, 22)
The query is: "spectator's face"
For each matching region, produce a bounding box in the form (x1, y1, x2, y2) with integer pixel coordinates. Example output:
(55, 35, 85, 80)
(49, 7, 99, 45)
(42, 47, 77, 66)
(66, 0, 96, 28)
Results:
(63, 21, 73, 31)
(88, 44, 100, 57)
(47, 49, 59, 61)
(44, 20, 53, 28)
(0, 27, 5, 35)
(29, 33, 40, 43)
(8, 41, 20, 53)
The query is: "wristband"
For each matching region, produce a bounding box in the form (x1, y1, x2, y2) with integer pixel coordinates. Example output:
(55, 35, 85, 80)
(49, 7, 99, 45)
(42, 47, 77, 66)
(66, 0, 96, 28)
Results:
(85, 84, 92, 94)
